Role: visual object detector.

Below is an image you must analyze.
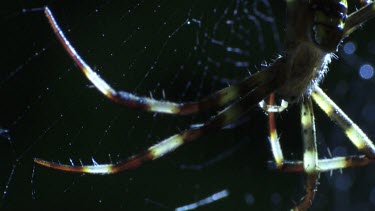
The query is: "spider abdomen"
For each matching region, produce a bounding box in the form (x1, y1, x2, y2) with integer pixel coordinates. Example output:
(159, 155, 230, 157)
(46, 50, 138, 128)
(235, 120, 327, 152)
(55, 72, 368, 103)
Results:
(278, 41, 331, 102)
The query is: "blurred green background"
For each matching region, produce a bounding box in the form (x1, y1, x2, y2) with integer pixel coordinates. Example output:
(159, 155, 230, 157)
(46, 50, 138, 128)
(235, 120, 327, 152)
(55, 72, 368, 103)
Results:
(1, 1, 375, 210)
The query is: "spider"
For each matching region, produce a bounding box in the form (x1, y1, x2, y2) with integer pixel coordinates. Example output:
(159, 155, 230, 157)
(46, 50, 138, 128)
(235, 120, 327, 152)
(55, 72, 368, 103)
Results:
(33, 1, 375, 210)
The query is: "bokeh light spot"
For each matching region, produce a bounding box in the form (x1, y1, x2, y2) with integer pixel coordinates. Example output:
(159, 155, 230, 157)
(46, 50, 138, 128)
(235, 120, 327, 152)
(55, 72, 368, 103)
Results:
(334, 174, 352, 191)
(244, 193, 255, 205)
(343, 42, 356, 55)
(359, 64, 374, 80)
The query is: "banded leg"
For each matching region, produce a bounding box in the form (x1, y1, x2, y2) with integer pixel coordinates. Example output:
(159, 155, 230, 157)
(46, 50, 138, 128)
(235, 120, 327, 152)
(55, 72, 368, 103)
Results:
(34, 72, 280, 173)
(294, 98, 319, 211)
(267, 93, 285, 169)
(311, 86, 375, 158)
(269, 155, 375, 173)
(269, 86, 375, 173)
(43, 7, 277, 115)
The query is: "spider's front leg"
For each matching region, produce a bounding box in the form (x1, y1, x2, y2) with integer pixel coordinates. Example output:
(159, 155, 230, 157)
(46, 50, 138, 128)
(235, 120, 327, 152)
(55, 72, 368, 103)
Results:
(34, 64, 283, 173)
(43, 7, 271, 116)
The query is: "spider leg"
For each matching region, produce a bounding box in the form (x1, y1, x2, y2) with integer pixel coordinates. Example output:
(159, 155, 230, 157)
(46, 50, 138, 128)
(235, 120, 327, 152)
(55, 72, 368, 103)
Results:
(266, 93, 285, 169)
(311, 86, 375, 158)
(269, 86, 375, 173)
(266, 95, 320, 210)
(260, 100, 288, 113)
(175, 189, 229, 211)
(43, 7, 272, 115)
(34, 66, 282, 173)
(294, 98, 319, 211)
(344, 1, 375, 36)
(269, 155, 375, 173)
(259, 98, 288, 113)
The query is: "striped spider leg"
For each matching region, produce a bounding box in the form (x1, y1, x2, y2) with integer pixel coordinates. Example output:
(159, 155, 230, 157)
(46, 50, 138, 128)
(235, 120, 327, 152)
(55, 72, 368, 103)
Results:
(265, 93, 322, 210)
(263, 0, 375, 210)
(34, 66, 281, 173)
(34, 6, 286, 173)
(40, 7, 274, 116)
(267, 86, 375, 210)
(297, 97, 319, 211)
(265, 1, 375, 172)
(34, 1, 375, 210)
(267, 86, 375, 172)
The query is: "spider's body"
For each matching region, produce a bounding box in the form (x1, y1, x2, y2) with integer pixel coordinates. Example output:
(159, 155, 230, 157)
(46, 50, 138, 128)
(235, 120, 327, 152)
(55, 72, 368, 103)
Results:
(278, 40, 331, 102)
(279, 0, 347, 102)
(34, 1, 375, 210)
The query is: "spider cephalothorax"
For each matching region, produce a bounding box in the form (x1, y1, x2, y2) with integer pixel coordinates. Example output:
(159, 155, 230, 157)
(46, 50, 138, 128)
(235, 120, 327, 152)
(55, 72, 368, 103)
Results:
(279, 0, 348, 102)
(34, 1, 375, 210)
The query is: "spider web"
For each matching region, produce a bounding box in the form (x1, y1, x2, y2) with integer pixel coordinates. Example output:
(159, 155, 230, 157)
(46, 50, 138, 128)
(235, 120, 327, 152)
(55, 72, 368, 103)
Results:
(1, 0, 375, 210)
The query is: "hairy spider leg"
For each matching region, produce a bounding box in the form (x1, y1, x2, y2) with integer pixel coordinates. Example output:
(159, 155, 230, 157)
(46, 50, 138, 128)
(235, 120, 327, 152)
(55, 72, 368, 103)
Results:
(265, 95, 320, 210)
(270, 154, 375, 173)
(294, 98, 319, 211)
(267, 93, 285, 169)
(344, 1, 375, 36)
(268, 86, 375, 173)
(34, 65, 283, 173)
(44, 7, 271, 116)
(312, 87, 375, 158)
(267, 94, 320, 210)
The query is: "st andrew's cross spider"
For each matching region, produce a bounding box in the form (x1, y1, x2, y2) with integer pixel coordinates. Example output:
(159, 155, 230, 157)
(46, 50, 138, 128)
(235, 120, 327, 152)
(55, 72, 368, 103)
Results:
(33, 1, 375, 210)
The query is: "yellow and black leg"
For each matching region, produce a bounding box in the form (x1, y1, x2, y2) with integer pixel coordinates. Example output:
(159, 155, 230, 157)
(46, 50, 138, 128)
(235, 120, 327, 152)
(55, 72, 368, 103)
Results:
(294, 98, 319, 211)
(34, 79, 276, 174)
(268, 86, 375, 210)
(311, 86, 375, 158)
(266, 95, 320, 210)
(269, 86, 375, 174)
(43, 7, 282, 116)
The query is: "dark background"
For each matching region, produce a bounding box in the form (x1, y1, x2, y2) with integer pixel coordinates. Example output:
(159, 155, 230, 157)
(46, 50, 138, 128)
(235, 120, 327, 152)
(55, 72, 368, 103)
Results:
(1, 1, 375, 210)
